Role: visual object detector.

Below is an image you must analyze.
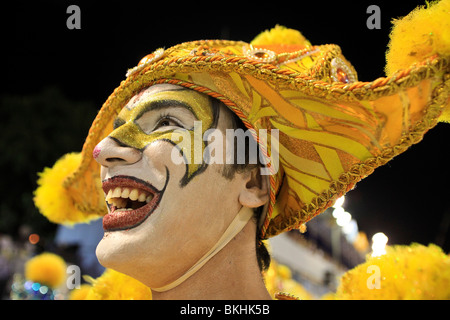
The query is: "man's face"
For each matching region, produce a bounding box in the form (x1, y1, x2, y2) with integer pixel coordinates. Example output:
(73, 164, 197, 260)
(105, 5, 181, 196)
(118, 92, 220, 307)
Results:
(94, 84, 248, 288)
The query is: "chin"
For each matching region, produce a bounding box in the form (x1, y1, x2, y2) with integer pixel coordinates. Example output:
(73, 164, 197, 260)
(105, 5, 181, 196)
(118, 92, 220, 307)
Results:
(95, 231, 169, 288)
(95, 231, 133, 270)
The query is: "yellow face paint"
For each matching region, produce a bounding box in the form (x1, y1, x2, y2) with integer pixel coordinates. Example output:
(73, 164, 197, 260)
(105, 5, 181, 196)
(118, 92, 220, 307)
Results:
(109, 88, 217, 185)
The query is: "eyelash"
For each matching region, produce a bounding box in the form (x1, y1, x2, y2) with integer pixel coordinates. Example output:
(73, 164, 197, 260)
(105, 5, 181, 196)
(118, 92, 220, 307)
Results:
(154, 114, 183, 130)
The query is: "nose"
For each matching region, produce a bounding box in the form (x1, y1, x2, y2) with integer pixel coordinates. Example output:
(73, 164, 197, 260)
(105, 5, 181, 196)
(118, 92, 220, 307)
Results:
(93, 137, 142, 168)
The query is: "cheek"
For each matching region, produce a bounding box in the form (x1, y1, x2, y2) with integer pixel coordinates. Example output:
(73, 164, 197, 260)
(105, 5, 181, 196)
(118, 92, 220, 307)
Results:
(152, 128, 210, 184)
(100, 165, 107, 181)
(143, 139, 186, 177)
(163, 166, 242, 230)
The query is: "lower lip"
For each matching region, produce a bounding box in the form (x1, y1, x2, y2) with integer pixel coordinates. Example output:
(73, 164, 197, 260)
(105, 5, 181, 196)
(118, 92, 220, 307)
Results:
(102, 195, 159, 231)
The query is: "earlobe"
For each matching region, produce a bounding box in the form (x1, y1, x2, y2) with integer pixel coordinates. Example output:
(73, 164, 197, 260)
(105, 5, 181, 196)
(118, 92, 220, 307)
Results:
(238, 168, 269, 208)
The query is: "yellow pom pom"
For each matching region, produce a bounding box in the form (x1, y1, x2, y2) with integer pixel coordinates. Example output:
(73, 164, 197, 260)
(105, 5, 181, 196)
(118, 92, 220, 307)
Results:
(264, 260, 313, 300)
(333, 243, 450, 300)
(385, 0, 450, 75)
(68, 284, 92, 300)
(251, 25, 311, 47)
(85, 269, 152, 300)
(34, 153, 97, 225)
(25, 252, 67, 288)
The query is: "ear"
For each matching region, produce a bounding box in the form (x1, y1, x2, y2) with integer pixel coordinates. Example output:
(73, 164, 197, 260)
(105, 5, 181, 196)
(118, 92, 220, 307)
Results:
(238, 167, 269, 208)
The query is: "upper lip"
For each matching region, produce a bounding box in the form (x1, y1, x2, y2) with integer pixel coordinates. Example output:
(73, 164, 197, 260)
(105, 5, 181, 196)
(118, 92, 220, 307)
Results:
(102, 175, 158, 194)
(102, 175, 158, 210)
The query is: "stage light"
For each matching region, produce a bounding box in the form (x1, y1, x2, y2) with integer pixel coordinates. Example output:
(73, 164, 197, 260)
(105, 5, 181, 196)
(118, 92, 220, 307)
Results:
(371, 232, 388, 257)
(336, 210, 352, 227)
(332, 196, 345, 208)
(28, 233, 40, 245)
(332, 206, 344, 218)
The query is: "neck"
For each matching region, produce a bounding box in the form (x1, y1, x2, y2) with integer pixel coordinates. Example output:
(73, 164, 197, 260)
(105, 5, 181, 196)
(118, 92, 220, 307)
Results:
(151, 221, 271, 300)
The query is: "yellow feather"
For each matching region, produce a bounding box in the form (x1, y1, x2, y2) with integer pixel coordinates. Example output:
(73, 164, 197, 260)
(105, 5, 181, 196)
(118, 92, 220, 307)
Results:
(68, 284, 92, 300)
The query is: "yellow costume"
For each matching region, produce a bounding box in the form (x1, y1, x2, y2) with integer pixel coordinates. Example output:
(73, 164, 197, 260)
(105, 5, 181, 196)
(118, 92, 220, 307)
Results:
(333, 244, 450, 300)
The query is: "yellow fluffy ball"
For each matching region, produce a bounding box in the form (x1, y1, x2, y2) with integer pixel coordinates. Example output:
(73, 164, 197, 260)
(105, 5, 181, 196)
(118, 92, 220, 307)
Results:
(84, 269, 152, 300)
(385, 0, 450, 75)
(24, 252, 67, 288)
(251, 25, 311, 46)
(333, 243, 450, 300)
(34, 153, 91, 224)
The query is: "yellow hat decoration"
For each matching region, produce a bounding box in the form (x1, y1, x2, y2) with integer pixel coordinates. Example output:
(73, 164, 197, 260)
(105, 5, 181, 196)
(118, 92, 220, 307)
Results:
(34, 1, 450, 239)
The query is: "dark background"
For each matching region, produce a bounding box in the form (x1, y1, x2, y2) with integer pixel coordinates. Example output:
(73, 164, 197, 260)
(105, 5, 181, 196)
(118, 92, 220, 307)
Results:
(1, 0, 449, 252)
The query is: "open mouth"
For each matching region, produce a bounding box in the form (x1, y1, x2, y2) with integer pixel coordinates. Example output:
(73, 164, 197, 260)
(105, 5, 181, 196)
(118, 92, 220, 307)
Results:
(101, 175, 166, 231)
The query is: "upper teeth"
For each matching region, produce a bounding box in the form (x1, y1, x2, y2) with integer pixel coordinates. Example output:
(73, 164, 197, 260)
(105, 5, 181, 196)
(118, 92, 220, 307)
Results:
(105, 187, 153, 208)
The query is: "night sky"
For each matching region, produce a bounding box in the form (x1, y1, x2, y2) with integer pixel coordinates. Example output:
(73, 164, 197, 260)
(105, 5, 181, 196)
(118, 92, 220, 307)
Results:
(2, 0, 449, 252)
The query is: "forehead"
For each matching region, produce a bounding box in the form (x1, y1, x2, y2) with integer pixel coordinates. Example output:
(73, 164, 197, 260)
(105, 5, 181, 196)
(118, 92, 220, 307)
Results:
(124, 84, 210, 114)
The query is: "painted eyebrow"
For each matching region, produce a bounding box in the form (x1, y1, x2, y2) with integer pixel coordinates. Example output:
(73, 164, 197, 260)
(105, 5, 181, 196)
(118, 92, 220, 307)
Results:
(134, 99, 197, 122)
(112, 100, 196, 130)
(113, 118, 126, 130)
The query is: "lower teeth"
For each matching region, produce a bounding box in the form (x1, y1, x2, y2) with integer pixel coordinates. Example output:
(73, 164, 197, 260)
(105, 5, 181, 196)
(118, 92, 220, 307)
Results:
(115, 208, 133, 211)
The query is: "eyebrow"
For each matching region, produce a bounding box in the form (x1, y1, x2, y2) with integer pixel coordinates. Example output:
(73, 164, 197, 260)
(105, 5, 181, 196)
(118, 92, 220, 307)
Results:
(113, 99, 197, 130)
(133, 99, 197, 122)
(113, 118, 126, 130)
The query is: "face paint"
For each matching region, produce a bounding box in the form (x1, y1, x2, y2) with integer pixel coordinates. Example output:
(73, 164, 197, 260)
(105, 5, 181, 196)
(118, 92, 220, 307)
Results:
(109, 88, 218, 185)
(95, 87, 253, 291)
(93, 145, 101, 159)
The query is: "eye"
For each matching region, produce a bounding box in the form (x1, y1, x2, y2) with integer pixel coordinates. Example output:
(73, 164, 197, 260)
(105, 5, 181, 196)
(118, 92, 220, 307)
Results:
(154, 116, 181, 130)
